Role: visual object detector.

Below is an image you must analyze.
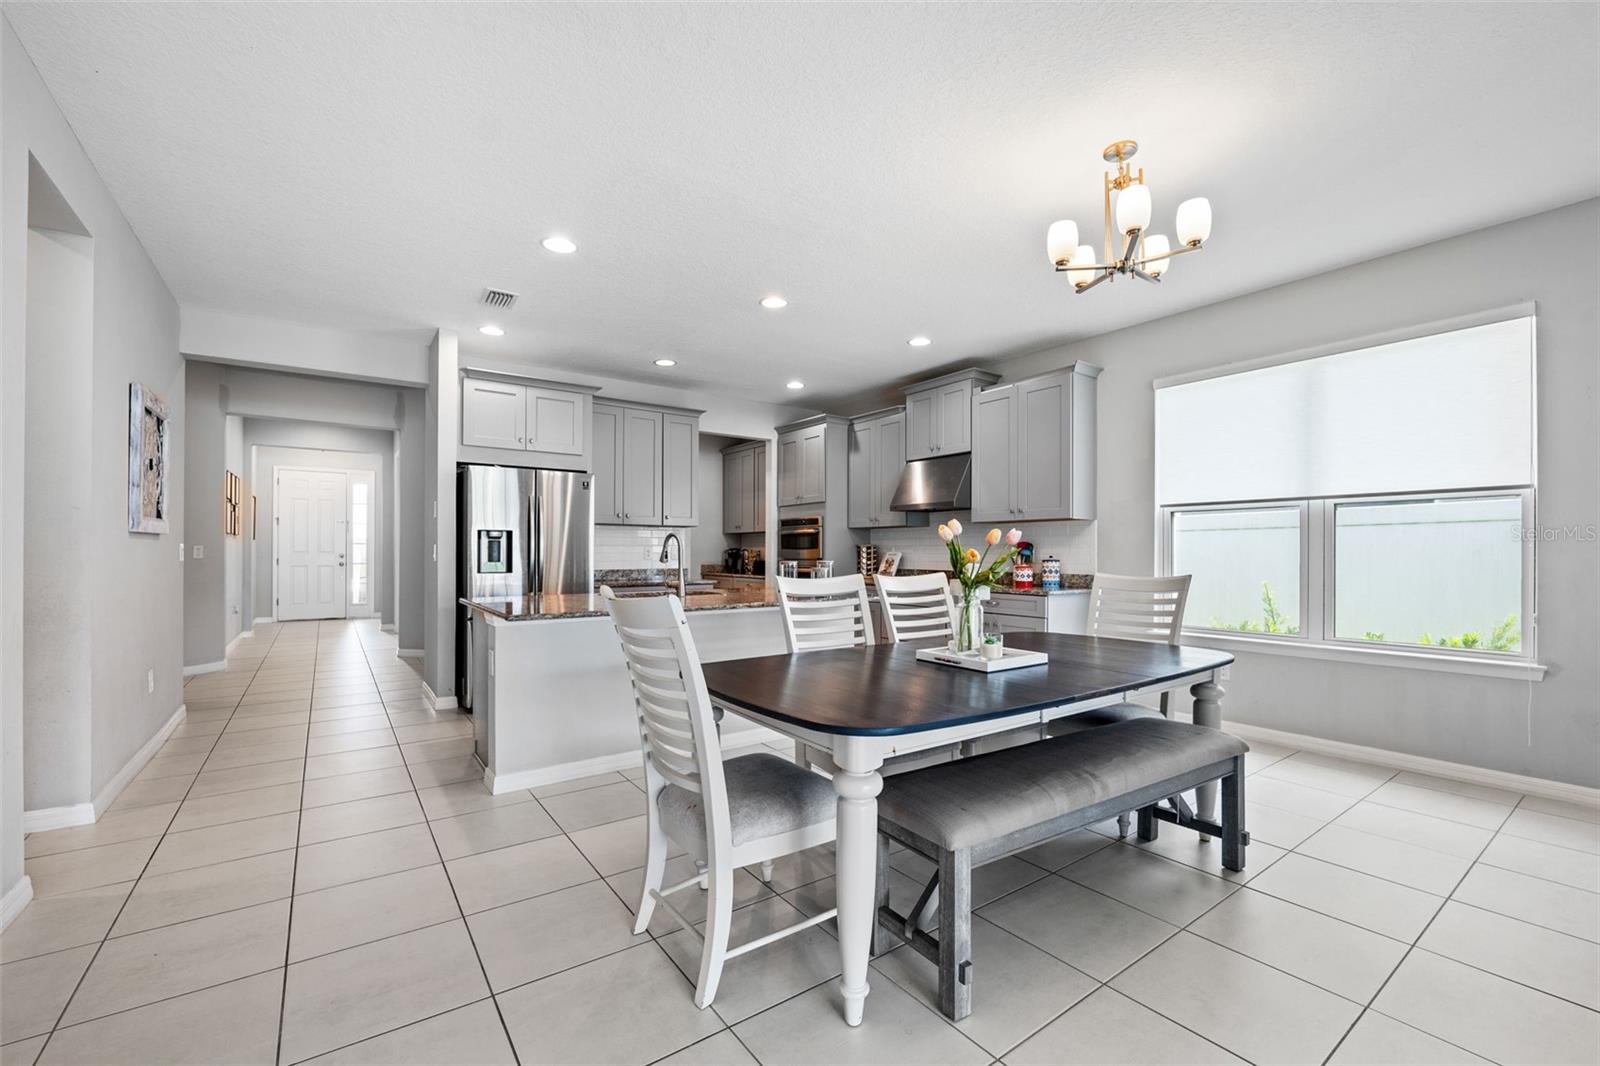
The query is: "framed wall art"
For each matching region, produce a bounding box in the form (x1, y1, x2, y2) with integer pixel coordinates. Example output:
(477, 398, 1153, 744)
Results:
(128, 382, 170, 534)
(223, 471, 242, 536)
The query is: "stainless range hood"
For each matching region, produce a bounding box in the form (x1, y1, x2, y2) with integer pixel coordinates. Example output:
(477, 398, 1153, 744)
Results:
(890, 453, 971, 512)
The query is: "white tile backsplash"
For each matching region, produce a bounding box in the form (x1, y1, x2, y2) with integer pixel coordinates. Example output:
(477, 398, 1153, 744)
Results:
(593, 525, 695, 570)
(868, 511, 1096, 575)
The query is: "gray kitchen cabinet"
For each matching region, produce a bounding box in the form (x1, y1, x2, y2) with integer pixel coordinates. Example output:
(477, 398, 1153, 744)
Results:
(722, 441, 767, 534)
(592, 402, 624, 522)
(461, 378, 527, 450)
(969, 363, 1099, 523)
(462, 375, 591, 458)
(620, 407, 663, 526)
(593, 402, 701, 526)
(988, 591, 1089, 635)
(902, 368, 999, 460)
(776, 416, 837, 507)
(848, 409, 923, 529)
(525, 385, 586, 456)
(662, 413, 698, 526)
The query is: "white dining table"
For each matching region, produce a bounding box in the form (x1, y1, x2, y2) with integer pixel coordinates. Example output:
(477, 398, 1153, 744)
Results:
(701, 630, 1235, 1026)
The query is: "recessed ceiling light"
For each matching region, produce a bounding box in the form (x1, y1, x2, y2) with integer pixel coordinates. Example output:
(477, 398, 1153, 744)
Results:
(653, 358, 677, 367)
(760, 295, 788, 309)
(908, 335, 932, 347)
(479, 324, 505, 337)
(541, 236, 577, 254)
(786, 380, 805, 390)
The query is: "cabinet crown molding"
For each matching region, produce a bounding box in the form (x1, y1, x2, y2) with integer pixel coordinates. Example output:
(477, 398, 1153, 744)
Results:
(774, 412, 849, 434)
(899, 366, 999, 396)
(460, 367, 603, 393)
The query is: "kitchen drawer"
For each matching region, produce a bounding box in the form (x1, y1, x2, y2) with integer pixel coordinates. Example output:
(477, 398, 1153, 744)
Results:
(987, 593, 1047, 618)
(993, 614, 1048, 633)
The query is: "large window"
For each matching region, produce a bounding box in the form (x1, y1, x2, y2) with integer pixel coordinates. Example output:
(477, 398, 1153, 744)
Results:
(1156, 313, 1536, 663)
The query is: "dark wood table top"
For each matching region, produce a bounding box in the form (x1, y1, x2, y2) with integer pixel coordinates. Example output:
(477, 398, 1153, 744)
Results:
(701, 632, 1233, 737)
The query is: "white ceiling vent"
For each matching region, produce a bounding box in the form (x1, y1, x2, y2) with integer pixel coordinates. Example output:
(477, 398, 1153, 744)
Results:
(480, 288, 519, 309)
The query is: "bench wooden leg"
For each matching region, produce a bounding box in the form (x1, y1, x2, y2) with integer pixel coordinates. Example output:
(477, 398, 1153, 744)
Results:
(872, 833, 894, 957)
(1136, 805, 1158, 842)
(938, 847, 972, 1022)
(1222, 755, 1246, 872)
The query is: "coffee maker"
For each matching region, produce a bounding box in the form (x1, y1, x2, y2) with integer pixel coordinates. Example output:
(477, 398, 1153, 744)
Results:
(723, 547, 744, 574)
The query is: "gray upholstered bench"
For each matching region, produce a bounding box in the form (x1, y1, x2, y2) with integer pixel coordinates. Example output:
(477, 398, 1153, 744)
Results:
(873, 717, 1249, 1020)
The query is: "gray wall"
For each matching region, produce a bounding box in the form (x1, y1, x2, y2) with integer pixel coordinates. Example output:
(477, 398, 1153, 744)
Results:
(3, 11, 183, 908)
(182, 360, 230, 667)
(990, 199, 1600, 787)
(224, 414, 243, 645)
(695, 434, 740, 572)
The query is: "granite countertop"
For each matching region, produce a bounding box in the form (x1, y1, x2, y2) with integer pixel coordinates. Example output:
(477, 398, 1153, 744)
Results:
(699, 568, 768, 581)
(462, 584, 780, 622)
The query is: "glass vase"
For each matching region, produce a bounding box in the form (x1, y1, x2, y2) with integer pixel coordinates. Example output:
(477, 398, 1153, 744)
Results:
(956, 591, 983, 653)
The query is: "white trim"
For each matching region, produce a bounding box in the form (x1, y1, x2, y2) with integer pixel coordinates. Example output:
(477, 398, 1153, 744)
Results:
(253, 615, 275, 625)
(92, 703, 188, 818)
(483, 726, 783, 794)
(182, 660, 226, 677)
(2, 876, 34, 931)
(1182, 631, 1546, 682)
(421, 680, 458, 711)
(1207, 716, 1597, 807)
(23, 804, 96, 832)
(397, 647, 423, 659)
(381, 623, 397, 634)
(1151, 301, 1537, 390)
(225, 629, 252, 657)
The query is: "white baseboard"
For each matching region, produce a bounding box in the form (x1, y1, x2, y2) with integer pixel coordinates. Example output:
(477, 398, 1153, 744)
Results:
(483, 727, 781, 794)
(1212, 717, 1600, 807)
(225, 629, 254, 656)
(421, 679, 458, 711)
(182, 660, 226, 677)
(1, 876, 34, 931)
(381, 623, 397, 634)
(91, 703, 188, 818)
(397, 648, 423, 660)
(253, 615, 275, 625)
(23, 804, 96, 832)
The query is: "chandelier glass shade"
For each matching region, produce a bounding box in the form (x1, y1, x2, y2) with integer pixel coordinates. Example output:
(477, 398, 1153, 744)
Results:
(1046, 140, 1210, 293)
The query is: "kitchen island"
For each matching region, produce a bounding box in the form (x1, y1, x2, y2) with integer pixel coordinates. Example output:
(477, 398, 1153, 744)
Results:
(461, 586, 788, 792)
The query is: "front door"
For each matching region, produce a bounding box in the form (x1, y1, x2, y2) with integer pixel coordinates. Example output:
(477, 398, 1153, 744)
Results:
(276, 468, 349, 621)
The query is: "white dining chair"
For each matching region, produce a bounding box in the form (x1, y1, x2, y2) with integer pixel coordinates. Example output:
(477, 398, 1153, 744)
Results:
(601, 586, 838, 1009)
(1050, 572, 1193, 834)
(776, 574, 875, 772)
(874, 572, 957, 644)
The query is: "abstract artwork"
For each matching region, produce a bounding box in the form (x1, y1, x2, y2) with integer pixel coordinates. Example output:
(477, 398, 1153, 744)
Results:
(128, 382, 170, 534)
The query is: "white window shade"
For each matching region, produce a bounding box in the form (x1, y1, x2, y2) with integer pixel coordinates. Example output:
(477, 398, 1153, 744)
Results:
(1156, 316, 1534, 505)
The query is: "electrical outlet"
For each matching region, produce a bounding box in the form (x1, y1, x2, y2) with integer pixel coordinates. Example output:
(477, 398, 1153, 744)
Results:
(146, 669, 155, 694)
(432, 543, 437, 562)
(179, 542, 185, 561)
(193, 544, 205, 560)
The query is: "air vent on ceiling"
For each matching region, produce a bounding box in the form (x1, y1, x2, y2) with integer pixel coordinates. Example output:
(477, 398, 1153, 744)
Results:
(480, 288, 519, 309)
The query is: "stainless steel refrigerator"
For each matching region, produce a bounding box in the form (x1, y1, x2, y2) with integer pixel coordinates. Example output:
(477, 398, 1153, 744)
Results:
(458, 464, 592, 716)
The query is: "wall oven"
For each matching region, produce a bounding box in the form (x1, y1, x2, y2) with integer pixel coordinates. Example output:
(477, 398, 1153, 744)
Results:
(779, 514, 823, 570)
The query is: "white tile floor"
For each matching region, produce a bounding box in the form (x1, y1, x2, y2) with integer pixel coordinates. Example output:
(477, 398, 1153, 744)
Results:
(3, 620, 1599, 1064)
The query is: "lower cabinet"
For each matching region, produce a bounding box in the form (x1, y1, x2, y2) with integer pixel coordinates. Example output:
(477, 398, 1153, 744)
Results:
(986, 591, 1088, 635)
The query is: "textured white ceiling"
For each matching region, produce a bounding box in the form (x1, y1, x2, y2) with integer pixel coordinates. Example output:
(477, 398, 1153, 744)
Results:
(6, 2, 1597, 407)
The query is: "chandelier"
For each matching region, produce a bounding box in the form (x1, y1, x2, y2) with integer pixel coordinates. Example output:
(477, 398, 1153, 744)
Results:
(1046, 140, 1211, 293)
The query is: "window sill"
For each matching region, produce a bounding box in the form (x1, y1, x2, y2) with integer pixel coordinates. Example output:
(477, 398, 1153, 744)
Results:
(1180, 631, 1547, 682)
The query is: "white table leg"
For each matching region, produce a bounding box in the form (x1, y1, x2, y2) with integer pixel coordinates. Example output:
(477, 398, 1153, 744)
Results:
(1191, 676, 1225, 829)
(832, 740, 884, 1027)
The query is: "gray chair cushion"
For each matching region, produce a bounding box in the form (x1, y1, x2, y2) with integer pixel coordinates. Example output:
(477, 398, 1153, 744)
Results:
(878, 718, 1248, 851)
(1047, 701, 1161, 736)
(658, 753, 835, 857)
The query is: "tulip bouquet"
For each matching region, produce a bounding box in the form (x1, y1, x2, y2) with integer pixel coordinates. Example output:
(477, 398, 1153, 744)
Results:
(937, 519, 1023, 653)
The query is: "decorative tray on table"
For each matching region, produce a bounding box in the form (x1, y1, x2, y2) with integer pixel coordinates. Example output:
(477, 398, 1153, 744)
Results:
(915, 645, 1049, 673)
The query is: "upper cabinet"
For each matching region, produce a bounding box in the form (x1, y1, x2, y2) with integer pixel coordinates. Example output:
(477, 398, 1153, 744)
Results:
(848, 409, 925, 529)
(722, 440, 766, 534)
(776, 415, 844, 507)
(592, 401, 700, 527)
(903, 368, 999, 460)
(969, 363, 1099, 523)
(460, 374, 593, 468)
